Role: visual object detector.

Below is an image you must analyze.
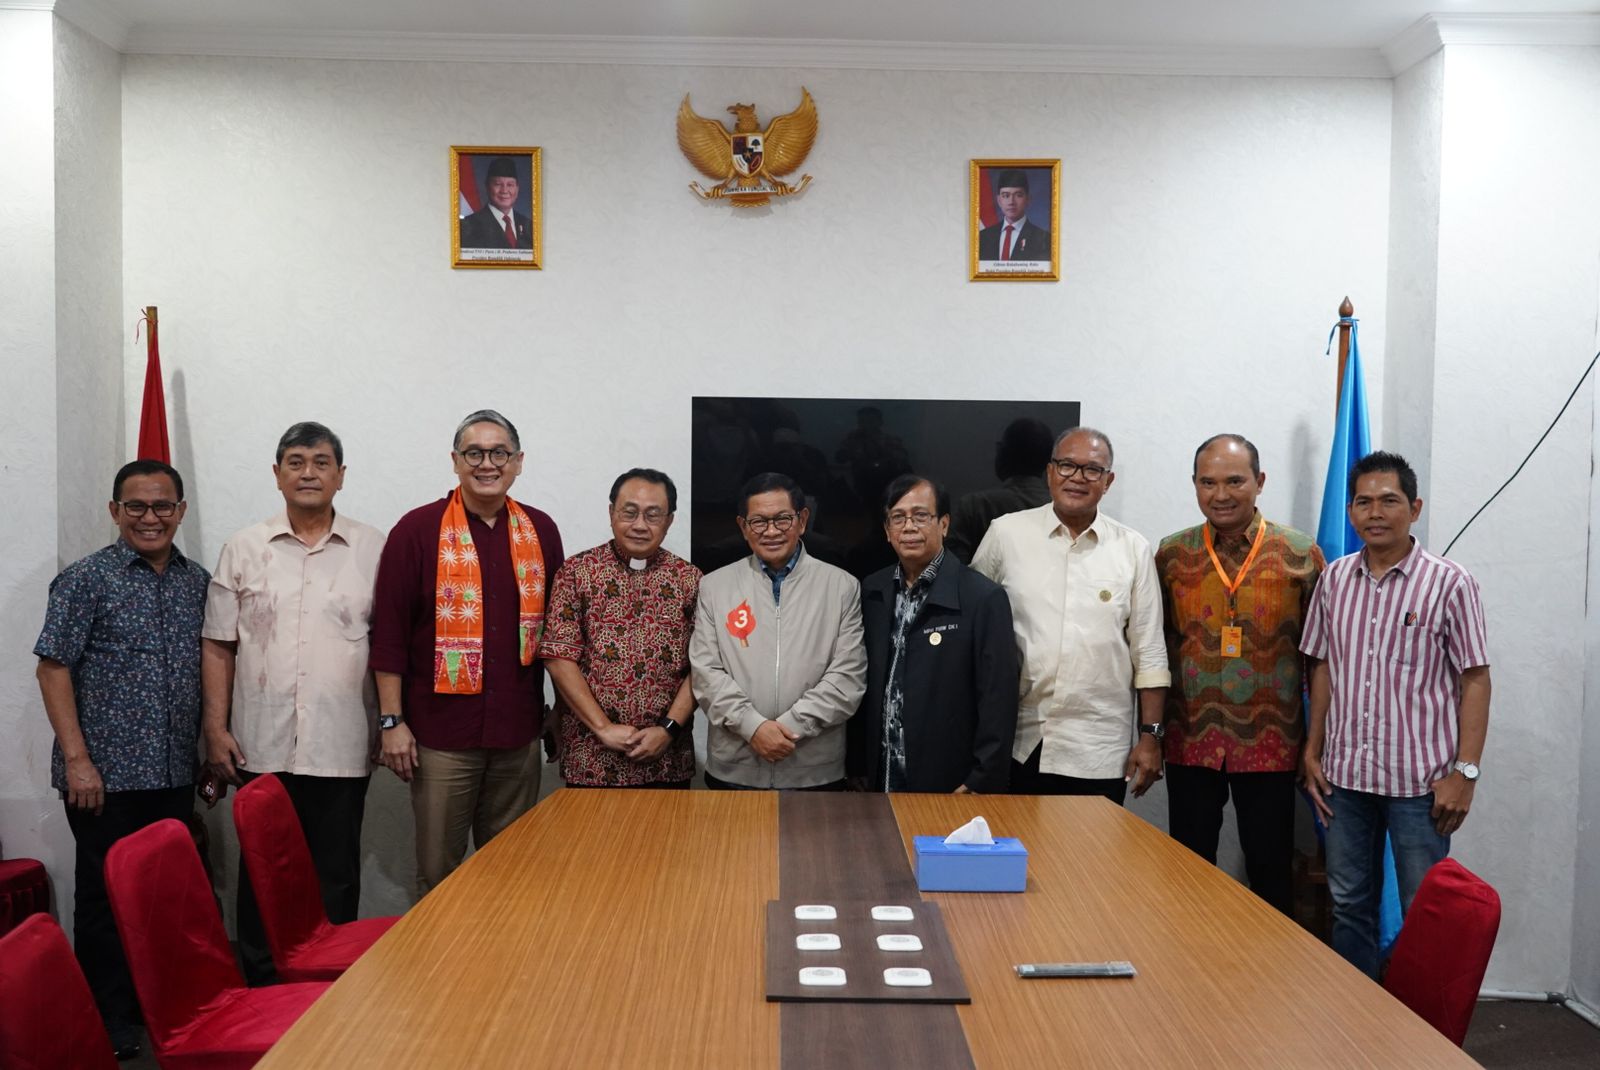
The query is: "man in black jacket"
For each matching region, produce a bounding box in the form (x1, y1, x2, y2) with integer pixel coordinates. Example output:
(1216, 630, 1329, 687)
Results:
(848, 474, 1018, 793)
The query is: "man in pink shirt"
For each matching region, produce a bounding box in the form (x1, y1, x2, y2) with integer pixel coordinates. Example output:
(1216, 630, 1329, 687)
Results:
(202, 422, 386, 983)
(1300, 451, 1492, 978)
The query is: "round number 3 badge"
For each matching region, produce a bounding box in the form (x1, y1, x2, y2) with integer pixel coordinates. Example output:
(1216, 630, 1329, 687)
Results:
(726, 600, 756, 647)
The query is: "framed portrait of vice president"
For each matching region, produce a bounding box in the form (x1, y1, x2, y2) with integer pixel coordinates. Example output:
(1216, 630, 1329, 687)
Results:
(969, 159, 1060, 282)
(452, 146, 542, 269)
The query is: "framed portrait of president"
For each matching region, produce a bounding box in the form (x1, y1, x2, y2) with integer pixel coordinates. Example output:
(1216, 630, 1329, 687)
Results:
(969, 159, 1060, 282)
(451, 146, 542, 269)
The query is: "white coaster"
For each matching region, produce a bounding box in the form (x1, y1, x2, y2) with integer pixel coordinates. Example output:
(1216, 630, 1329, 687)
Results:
(871, 905, 914, 922)
(794, 904, 837, 921)
(876, 933, 923, 952)
(799, 966, 847, 987)
(796, 933, 842, 951)
(883, 967, 932, 987)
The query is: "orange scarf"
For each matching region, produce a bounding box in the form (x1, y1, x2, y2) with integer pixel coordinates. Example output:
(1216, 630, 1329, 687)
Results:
(434, 488, 545, 694)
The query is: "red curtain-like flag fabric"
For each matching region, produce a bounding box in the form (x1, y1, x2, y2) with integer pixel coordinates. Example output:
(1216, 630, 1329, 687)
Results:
(458, 155, 482, 217)
(137, 307, 171, 464)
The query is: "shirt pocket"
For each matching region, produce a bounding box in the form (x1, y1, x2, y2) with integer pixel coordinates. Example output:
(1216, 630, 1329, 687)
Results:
(1394, 619, 1436, 666)
(1079, 573, 1132, 624)
(103, 590, 163, 653)
(325, 591, 373, 642)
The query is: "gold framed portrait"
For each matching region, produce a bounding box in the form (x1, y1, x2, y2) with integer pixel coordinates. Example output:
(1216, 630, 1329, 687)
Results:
(969, 159, 1060, 282)
(451, 146, 542, 269)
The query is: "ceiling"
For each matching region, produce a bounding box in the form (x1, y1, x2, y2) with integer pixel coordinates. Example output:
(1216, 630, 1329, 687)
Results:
(95, 0, 1599, 49)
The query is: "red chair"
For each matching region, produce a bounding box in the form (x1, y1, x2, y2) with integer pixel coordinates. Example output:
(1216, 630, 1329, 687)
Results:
(104, 819, 330, 1069)
(0, 913, 118, 1070)
(232, 774, 400, 981)
(0, 857, 50, 937)
(1383, 857, 1502, 1046)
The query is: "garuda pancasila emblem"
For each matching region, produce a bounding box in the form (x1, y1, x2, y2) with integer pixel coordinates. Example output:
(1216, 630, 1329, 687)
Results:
(677, 88, 818, 207)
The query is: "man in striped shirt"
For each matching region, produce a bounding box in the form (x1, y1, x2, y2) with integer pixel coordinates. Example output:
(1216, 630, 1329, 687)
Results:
(1300, 451, 1492, 979)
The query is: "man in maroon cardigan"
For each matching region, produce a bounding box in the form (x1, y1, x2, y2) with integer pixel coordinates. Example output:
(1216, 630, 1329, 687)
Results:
(370, 410, 563, 895)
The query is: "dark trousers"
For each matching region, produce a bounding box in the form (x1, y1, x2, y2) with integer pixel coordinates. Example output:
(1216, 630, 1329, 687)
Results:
(63, 785, 193, 1044)
(1009, 745, 1127, 805)
(236, 771, 369, 984)
(702, 771, 847, 792)
(1166, 763, 1296, 915)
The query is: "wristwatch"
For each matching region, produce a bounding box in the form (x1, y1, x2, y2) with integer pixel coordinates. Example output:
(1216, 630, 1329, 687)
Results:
(1138, 722, 1165, 742)
(1452, 760, 1480, 782)
(656, 713, 684, 740)
(379, 713, 405, 731)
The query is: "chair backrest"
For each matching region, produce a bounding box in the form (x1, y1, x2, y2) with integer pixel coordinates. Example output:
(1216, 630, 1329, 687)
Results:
(105, 818, 244, 1052)
(0, 913, 119, 1070)
(1383, 857, 1502, 1047)
(233, 773, 331, 962)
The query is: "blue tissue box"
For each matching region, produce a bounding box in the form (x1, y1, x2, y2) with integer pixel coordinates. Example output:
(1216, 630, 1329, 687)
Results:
(913, 836, 1028, 892)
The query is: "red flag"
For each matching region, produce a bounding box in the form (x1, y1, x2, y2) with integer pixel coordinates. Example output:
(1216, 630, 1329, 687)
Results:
(137, 306, 170, 463)
(458, 155, 482, 217)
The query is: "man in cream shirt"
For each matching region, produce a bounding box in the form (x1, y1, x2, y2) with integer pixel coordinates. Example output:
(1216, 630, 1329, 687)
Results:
(972, 426, 1169, 804)
(201, 421, 386, 982)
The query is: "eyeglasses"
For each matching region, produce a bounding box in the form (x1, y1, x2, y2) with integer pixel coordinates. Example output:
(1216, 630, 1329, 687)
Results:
(117, 500, 180, 518)
(886, 510, 937, 529)
(457, 448, 515, 468)
(1049, 458, 1110, 482)
(743, 513, 797, 535)
(615, 506, 670, 526)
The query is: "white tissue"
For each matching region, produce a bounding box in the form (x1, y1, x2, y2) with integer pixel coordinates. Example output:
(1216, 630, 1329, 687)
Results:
(944, 815, 994, 845)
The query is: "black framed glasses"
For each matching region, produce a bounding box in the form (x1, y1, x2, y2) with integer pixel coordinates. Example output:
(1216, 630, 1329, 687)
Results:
(886, 510, 937, 529)
(743, 513, 797, 535)
(457, 448, 515, 468)
(1049, 458, 1110, 482)
(117, 500, 180, 518)
(615, 506, 670, 526)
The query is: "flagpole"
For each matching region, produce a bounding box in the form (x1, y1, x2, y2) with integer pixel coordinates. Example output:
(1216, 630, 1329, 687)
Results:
(1336, 296, 1353, 411)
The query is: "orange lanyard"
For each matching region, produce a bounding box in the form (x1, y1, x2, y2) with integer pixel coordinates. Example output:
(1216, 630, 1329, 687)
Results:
(1203, 518, 1267, 625)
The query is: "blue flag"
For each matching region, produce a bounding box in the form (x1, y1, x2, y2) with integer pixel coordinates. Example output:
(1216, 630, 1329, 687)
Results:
(1316, 319, 1402, 951)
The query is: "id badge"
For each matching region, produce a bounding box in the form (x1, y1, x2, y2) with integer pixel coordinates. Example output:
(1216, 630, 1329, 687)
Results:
(1221, 626, 1243, 659)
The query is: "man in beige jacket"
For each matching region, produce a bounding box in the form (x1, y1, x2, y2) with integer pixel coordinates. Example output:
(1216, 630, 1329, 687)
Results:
(691, 472, 866, 789)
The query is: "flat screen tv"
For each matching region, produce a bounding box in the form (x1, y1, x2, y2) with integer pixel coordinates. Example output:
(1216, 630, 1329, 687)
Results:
(690, 397, 1082, 579)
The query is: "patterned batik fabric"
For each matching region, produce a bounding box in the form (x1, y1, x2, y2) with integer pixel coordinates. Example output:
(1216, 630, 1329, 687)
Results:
(33, 540, 211, 792)
(1155, 514, 1325, 773)
(542, 543, 700, 786)
(434, 488, 545, 694)
(880, 550, 945, 791)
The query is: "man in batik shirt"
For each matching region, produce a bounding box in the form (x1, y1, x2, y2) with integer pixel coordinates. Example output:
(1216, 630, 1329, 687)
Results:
(544, 469, 699, 787)
(1155, 434, 1323, 914)
(35, 459, 209, 1059)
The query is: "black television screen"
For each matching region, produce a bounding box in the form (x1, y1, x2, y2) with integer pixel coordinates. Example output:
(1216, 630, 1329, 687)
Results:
(690, 397, 1082, 579)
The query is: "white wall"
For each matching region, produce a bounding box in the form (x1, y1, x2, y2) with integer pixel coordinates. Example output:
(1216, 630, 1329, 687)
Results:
(119, 55, 1393, 915)
(1425, 44, 1600, 994)
(1382, 50, 1443, 542)
(1581, 348, 1600, 1010)
(55, 18, 124, 565)
(0, 9, 69, 895)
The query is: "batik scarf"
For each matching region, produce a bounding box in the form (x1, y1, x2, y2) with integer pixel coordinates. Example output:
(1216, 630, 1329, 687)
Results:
(435, 488, 545, 694)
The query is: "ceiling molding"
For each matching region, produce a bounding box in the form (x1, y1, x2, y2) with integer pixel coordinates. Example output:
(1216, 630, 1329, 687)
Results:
(18, 0, 134, 50)
(1384, 13, 1600, 75)
(116, 26, 1394, 78)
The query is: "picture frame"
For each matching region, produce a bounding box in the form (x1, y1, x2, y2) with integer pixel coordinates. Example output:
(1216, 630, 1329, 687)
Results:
(969, 159, 1060, 282)
(451, 146, 542, 269)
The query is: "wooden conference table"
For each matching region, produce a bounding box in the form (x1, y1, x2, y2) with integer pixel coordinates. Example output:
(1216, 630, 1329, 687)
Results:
(257, 790, 1473, 1069)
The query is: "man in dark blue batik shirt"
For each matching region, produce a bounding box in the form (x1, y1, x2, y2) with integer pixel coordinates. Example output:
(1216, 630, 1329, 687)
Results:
(34, 459, 210, 1061)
